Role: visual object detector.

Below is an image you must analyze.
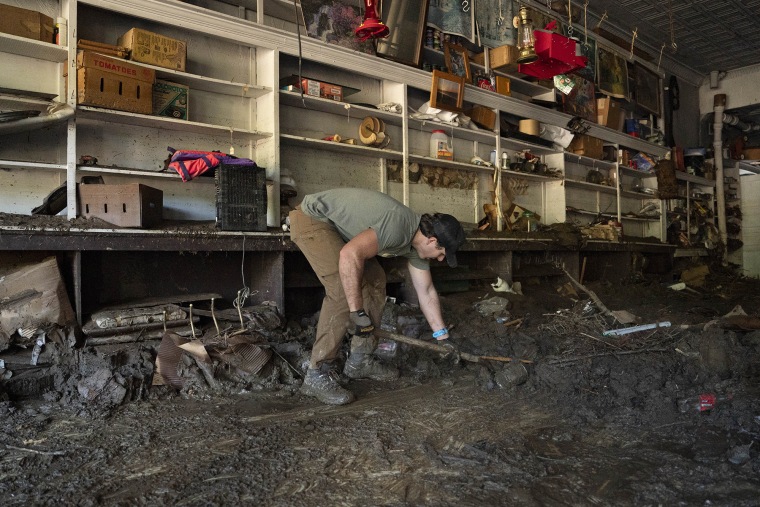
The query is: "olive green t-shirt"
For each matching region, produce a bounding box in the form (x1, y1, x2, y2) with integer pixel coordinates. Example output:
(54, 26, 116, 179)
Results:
(299, 188, 429, 270)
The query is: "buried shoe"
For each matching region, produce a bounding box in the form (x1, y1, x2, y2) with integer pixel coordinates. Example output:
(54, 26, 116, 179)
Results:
(300, 366, 355, 405)
(343, 353, 399, 381)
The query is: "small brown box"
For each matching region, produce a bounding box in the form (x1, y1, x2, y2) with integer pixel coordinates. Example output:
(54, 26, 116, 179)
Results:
(468, 105, 497, 130)
(597, 97, 625, 131)
(495, 76, 511, 96)
(78, 183, 163, 228)
(568, 135, 604, 160)
(0, 4, 54, 43)
(118, 27, 187, 71)
(77, 51, 155, 114)
(472, 45, 518, 71)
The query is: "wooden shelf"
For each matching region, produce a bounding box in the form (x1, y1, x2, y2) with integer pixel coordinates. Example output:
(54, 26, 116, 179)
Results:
(0, 33, 67, 62)
(408, 154, 495, 174)
(409, 118, 495, 144)
(565, 179, 617, 195)
(281, 133, 404, 160)
(0, 160, 66, 171)
(77, 106, 273, 140)
(563, 153, 616, 170)
(675, 171, 716, 186)
(280, 91, 403, 126)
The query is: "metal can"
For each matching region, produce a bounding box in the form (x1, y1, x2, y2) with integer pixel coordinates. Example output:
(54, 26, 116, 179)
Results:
(494, 362, 528, 389)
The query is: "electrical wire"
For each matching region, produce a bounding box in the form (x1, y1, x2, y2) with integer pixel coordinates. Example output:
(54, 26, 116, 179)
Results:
(235, 235, 250, 310)
(293, 0, 306, 108)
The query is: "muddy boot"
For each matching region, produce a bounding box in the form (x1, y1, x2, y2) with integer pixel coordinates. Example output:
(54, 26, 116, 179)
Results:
(300, 364, 355, 405)
(343, 335, 399, 381)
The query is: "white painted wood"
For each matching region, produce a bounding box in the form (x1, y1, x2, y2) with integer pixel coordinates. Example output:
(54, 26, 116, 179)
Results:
(740, 174, 760, 277)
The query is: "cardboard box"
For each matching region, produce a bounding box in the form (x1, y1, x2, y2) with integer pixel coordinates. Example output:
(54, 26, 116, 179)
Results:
(118, 28, 187, 71)
(77, 51, 155, 114)
(597, 97, 625, 131)
(471, 45, 518, 71)
(78, 183, 163, 228)
(153, 79, 189, 120)
(0, 4, 54, 43)
(282, 78, 343, 101)
(468, 105, 496, 130)
(495, 76, 511, 96)
(568, 134, 604, 160)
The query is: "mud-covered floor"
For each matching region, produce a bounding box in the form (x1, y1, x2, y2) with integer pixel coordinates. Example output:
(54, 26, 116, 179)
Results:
(2, 260, 760, 506)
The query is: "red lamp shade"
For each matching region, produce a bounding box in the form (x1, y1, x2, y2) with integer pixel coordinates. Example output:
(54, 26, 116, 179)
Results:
(355, 0, 389, 41)
(518, 30, 588, 79)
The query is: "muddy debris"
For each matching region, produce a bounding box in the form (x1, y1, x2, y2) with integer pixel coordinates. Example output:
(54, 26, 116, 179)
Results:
(1, 259, 760, 505)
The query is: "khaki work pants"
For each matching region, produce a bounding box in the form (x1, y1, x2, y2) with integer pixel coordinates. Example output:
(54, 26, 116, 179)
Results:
(289, 208, 386, 368)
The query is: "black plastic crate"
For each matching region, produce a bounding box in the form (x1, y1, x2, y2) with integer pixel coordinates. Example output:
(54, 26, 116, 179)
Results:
(215, 162, 267, 231)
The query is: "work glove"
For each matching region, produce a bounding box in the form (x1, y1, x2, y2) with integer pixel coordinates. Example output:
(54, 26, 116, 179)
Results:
(349, 309, 375, 337)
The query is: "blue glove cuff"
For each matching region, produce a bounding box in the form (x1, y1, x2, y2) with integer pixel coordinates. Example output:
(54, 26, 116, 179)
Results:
(432, 328, 449, 339)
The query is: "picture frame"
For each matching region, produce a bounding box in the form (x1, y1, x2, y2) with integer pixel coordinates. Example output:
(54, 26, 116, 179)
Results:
(444, 42, 471, 84)
(634, 63, 661, 115)
(430, 70, 465, 112)
(562, 75, 597, 122)
(376, 0, 430, 68)
(597, 47, 628, 99)
(300, 0, 377, 55)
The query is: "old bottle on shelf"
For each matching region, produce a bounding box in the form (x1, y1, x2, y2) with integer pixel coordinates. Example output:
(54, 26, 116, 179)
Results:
(678, 392, 733, 413)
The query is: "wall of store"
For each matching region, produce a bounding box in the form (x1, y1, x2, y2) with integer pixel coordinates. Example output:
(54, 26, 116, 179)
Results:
(698, 63, 760, 117)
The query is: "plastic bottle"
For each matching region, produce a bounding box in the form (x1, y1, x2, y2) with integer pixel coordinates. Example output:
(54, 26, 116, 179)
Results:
(430, 130, 452, 160)
(678, 392, 733, 413)
(54, 17, 67, 47)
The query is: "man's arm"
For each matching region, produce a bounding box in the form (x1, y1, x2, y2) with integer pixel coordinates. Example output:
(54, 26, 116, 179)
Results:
(407, 262, 449, 340)
(339, 228, 379, 312)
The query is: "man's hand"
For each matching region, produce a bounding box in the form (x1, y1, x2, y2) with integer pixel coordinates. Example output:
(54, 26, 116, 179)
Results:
(349, 310, 375, 336)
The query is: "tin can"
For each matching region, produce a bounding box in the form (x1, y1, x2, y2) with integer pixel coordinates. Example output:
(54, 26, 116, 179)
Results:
(494, 362, 528, 389)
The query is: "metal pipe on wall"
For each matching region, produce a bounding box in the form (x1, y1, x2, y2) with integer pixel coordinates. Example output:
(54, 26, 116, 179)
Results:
(720, 112, 760, 133)
(713, 94, 728, 262)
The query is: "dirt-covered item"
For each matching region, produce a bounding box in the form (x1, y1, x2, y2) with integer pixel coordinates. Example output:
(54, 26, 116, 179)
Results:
(2, 259, 760, 504)
(300, 364, 355, 405)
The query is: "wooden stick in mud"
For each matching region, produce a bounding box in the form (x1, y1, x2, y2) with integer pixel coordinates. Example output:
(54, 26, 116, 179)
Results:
(562, 268, 616, 320)
(374, 329, 533, 364)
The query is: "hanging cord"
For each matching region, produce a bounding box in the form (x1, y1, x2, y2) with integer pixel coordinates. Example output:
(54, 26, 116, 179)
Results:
(667, 0, 677, 52)
(595, 10, 607, 30)
(629, 27, 638, 60)
(583, 0, 589, 44)
(293, 0, 307, 108)
(235, 236, 252, 312)
(657, 43, 666, 71)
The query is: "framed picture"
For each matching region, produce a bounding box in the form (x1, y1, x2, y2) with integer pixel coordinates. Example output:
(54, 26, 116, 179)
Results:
(301, 0, 376, 55)
(562, 75, 597, 122)
(444, 42, 471, 84)
(430, 70, 465, 112)
(597, 47, 628, 99)
(376, 0, 430, 67)
(634, 63, 661, 115)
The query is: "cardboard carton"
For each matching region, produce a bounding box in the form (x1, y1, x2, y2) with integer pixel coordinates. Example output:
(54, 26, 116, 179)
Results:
(468, 105, 496, 130)
(77, 51, 155, 114)
(153, 79, 189, 120)
(472, 45, 519, 71)
(78, 183, 163, 228)
(0, 4, 54, 43)
(597, 97, 625, 131)
(568, 134, 604, 160)
(118, 28, 187, 71)
(282, 78, 343, 101)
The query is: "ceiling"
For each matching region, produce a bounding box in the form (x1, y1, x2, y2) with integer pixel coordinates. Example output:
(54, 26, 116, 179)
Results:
(555, 0, 760, 84)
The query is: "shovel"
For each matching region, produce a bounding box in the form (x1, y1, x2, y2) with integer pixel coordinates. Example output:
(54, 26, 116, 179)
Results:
(374, 329, 532, 365)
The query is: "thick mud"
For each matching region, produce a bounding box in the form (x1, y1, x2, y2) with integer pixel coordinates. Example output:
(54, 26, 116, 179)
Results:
(2, 259, 760, 506)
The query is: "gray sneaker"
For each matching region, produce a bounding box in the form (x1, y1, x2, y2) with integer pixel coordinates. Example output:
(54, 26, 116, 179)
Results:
(343, 353, 399, 381)
(301, 366, 355, 405)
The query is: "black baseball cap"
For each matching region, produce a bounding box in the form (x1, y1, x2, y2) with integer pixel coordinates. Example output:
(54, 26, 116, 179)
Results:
(432, 213, 466, 268)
